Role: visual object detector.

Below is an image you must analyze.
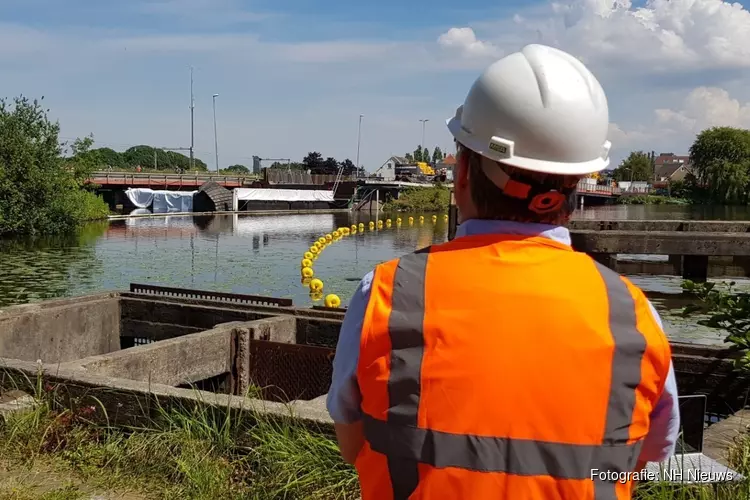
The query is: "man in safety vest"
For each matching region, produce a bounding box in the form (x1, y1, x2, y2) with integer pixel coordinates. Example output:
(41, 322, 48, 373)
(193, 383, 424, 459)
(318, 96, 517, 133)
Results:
(327, 44, 680, 499)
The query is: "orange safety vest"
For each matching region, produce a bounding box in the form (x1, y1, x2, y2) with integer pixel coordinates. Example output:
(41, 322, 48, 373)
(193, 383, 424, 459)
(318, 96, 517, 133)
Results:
(355, 233, 672, 500)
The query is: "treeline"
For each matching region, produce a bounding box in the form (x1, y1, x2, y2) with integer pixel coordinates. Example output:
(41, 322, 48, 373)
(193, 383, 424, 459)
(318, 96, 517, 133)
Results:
(74, 143, 209, 172)
(611, 126, 750, 205)
(403, 145, 446, 164)
(268, 152, 361, 176)
(0, 96, 110, 236)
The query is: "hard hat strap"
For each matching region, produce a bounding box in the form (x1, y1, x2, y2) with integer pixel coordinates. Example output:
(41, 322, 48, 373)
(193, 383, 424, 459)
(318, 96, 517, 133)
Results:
(481, 158, 575, 215)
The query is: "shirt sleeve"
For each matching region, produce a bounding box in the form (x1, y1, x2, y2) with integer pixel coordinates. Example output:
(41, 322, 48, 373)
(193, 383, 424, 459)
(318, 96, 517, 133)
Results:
(326, 270, 374, 424)
(637, 300, 681, 463)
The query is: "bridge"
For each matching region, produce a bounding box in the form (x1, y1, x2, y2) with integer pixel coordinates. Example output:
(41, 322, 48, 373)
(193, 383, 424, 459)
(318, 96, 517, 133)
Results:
(88, 172, 259, 190)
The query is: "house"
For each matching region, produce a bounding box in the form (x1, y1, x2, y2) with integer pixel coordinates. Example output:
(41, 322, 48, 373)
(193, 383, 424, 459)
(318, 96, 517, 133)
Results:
(378, 156, 410, 181)
(654, 153, 691, 182)
(435, 154, 457, 181)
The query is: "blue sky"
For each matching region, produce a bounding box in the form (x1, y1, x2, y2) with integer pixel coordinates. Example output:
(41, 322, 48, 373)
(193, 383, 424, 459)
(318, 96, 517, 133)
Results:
(2, 0, 750, 172)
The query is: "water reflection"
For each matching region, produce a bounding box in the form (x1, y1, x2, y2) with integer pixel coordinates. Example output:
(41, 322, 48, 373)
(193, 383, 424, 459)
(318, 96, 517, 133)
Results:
(0, 222, 108, 307)
(0, 209, 738, 345)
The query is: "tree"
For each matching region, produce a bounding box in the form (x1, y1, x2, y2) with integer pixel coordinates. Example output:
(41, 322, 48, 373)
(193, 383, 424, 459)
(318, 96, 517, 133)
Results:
(0, 95, 109, 235)
(224, 164, 249, 174)
(423, 147, 430, 163)
(612, 151, 653, 182)
(413, 146, 424, 163)
(322, 157, 339, 174)
(303, 152, 324, 172)
(404, 153, 414, 162)
(432, 147, 444, 164)
(689, 127, 750, 204)
(340, 159, 356, 176)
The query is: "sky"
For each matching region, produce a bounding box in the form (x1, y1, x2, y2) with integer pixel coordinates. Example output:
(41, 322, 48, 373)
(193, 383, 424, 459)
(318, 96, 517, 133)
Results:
(2, 0, 750, 173)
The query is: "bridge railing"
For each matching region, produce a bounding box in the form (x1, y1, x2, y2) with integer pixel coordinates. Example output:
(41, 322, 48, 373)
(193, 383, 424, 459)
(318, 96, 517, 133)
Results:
(576, 181, 622, 195)
(88, 172, 258, 187)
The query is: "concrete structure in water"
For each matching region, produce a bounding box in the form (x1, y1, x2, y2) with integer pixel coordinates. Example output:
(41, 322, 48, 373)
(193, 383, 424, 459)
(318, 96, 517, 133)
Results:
(447, 194, 750, 281)
(0, 284, 746, 483)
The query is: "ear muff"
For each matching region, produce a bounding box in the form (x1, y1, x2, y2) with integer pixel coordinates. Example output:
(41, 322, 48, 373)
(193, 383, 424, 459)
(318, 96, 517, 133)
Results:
(528, 191, 567, 214)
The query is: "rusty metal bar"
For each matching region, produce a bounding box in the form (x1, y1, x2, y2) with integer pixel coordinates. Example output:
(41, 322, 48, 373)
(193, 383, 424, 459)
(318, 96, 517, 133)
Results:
(128, 283, 293, 306)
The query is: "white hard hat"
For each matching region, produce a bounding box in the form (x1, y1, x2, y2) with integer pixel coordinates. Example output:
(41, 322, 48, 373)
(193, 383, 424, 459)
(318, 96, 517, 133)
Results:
(446, 44, 611, 176)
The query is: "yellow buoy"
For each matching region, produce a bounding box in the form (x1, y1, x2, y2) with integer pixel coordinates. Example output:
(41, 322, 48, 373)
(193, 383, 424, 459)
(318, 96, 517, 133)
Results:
(325, 294, 341, 308)
(309, 246, 319, 255)
(444, 214, 448, 220)
(431, 215, 437, 222)
(408, 217, 414, 224)
(326, 233, 333, 241)
(318, 237, 326, 245)
(310, 291, 323, 302)
(397, 217, 402, 223)
(304, 251, 314, 260)
(386, 221, 392, 228)
(351, 224, 357, 232)
(310, 278, 324, 292)
(301, 277, 312, 286)
(301, 258, 313, 268)
(301, 267, 314, 278)
(332, 230, 340, 238)
(386, 218, 391, 224)
(313, 242, 322, 250)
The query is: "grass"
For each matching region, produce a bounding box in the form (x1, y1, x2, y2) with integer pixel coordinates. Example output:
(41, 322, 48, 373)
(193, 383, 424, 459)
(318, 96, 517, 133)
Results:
(0, 378, 359, 500)
(2, 376, 750, 499)
(382, 184, 451, 212)
(617, 194, 692, 205)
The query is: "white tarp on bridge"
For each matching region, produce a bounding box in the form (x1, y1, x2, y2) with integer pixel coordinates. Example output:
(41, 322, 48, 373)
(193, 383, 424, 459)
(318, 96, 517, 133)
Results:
(125, 188, 197, 213)
(234, 188, 334, 202)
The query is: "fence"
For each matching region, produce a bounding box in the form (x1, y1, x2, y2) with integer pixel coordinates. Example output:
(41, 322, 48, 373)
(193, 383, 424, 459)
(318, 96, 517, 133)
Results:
(246, 340, 335, 402)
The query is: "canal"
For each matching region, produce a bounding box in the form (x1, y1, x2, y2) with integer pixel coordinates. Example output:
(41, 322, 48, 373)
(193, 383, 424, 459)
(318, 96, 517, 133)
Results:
(3, 204, 750, 346)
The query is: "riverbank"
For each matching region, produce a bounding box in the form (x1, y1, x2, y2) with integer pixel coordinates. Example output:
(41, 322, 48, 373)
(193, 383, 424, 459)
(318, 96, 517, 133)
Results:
(617, 195, 692, 205)
(0, 387, 748, 499)
(382, 184, 450, 212)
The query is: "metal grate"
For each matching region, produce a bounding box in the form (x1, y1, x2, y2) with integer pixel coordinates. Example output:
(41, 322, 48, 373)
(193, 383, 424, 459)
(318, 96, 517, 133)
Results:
(248, 340, 334, 402)
(129, 283, 293, 307)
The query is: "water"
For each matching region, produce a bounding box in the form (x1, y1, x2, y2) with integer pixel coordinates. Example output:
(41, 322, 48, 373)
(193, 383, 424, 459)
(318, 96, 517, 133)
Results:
(2, 204, 749, 346)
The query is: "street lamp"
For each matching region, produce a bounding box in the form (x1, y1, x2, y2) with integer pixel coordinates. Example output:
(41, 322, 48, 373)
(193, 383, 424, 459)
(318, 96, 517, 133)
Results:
(212, 93, 219, 172)
(356, 114, 364, 179)
(419, 119, 429, 149)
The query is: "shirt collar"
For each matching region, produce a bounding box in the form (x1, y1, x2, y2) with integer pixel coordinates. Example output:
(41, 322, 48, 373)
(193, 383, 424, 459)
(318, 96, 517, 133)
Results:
(454, 218, 572, 246)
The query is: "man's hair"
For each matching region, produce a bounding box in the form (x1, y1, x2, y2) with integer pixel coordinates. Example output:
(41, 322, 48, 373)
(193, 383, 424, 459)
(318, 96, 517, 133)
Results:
(458, 142, 582, 225)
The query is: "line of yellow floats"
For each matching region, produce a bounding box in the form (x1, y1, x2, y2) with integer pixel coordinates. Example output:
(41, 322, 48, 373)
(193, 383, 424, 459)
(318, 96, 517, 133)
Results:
(300, 213, 450, 307)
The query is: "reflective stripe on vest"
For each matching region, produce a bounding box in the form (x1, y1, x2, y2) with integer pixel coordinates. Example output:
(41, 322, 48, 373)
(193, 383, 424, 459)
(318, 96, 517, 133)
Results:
(362, 247, 648, 500)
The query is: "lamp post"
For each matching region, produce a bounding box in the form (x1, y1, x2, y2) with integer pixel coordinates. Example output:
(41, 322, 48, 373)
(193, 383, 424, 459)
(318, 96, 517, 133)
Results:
(212, 93, 219, 172)
(419, 119, 429, 149)
(356, 114, 363, 178)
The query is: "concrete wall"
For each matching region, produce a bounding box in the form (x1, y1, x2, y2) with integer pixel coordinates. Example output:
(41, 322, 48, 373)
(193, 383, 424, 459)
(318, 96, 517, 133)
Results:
(0, 293, 121, 364)
(70, 316, 297, 389)
(121, 297, 341, 346)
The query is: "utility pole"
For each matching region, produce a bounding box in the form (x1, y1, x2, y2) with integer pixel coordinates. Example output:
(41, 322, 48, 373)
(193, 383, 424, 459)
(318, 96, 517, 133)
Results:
(356, 114, 363, 179)
(212, 93, 219, 172)
(419, 119, 429, 150)
(189, 66, 195, 170)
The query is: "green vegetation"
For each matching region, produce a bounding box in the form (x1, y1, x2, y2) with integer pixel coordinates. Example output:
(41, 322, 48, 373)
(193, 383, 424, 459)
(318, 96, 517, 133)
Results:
(0, 96, 110, 236)
(76, 139, 209, 173)
(267, 152, 360, 177)
(0, 379, 358, 499)
(403, 145, 445, 164)
(617, 195, 691, 205)
(682, 280, 750, 371)
(1, 374, 749, 499)
(382, 184, 451, 212)
(612, 151, 655, 182)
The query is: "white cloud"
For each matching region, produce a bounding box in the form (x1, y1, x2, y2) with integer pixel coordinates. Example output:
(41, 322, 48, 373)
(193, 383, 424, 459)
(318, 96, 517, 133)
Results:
(440, 0, 750, 73)
(655, 87, 750, 132)
(437, 27, 502, 59)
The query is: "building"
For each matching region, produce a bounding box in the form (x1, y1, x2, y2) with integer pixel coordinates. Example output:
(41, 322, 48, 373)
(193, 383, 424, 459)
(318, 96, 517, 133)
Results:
(654, 153, 691, 183)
